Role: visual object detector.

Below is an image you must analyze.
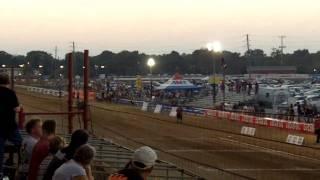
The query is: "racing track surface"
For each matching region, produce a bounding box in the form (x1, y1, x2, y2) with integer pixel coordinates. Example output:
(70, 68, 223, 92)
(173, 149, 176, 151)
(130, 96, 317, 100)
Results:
(18, 91, 320, 180)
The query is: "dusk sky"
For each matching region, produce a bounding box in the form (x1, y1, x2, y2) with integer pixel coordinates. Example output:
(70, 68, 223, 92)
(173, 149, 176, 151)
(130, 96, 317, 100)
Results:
(1, 0, 320, 57)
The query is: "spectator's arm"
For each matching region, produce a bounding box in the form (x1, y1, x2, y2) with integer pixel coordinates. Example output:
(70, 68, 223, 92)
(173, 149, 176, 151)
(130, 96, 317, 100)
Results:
(85, 166, 94, 180)
(15, 106, 21, 112)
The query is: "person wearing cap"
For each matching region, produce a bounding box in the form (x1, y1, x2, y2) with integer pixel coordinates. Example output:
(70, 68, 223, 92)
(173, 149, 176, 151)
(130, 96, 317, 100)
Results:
(108, 146, 157, 180)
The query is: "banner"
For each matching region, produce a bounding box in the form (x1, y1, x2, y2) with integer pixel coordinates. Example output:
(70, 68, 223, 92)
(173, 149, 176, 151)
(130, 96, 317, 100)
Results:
(169, 107, 178, 117)
(141, 102, 148, 111)
(154, 104, 162, 113)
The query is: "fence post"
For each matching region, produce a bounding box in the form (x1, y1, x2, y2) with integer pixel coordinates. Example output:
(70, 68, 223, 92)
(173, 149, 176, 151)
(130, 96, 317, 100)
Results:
(67, 53, 74, 134)
(83, 50, 90, 130)
(18, 107, 25, 129)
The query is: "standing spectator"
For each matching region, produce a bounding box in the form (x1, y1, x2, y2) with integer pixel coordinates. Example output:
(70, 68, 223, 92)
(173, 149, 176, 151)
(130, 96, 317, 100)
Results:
(297, 102, 302, 122)
(255, 82, 259, 95)
(288, 104, 294, 121)
(312, 105, 318, 118)
(176, 106, 183, 124)
(108, 146, 157, 180)
(18, 119, 42, 179)
(315, 119, 320, 143)
(43, 129, 89, 180)
(248, 82, 252, 95)
(0, 73, 22, 179)
(53, 144, 95, 180)
(38, 136, 65, 180)
(28, 120, 56, 180)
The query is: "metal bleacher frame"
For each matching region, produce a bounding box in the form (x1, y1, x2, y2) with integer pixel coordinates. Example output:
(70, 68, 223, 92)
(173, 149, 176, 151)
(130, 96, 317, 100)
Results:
(15, 131, 203, 180)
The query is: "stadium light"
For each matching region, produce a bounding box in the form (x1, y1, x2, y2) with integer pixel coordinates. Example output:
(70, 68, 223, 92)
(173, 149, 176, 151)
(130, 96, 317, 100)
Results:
(60, 65, 64, 69)
(147, 58, 156, 99)
(100, 65, 105, 69)
(147, 58, 155, 68)
(38, 65, 43, 68)
(1, 64, 6, 68)
(207, 41, 222, 53)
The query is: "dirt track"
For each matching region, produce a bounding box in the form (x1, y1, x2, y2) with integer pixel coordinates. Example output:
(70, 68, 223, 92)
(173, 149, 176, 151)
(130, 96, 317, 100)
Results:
(17, 91, 320, 180)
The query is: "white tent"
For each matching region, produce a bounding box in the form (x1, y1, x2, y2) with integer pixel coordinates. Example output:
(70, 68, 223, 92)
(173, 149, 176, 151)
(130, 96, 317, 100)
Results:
(156, 73, 200, 91)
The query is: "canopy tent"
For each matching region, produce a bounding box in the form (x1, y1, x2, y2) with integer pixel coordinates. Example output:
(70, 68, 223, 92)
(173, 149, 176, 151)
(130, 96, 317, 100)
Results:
(155, 73, 200, 91)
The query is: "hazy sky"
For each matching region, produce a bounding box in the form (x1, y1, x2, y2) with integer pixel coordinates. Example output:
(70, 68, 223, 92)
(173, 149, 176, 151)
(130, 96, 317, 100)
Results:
(1, 0, 320, 57)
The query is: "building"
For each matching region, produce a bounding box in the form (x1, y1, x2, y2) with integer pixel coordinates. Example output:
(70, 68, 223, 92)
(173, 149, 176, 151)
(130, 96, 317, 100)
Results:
(247, 66, 297, 74)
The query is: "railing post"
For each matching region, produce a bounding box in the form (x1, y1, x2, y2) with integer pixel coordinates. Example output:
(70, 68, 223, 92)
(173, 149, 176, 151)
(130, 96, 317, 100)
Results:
(18, 107, 25, 129)
(67, 53, 74, 134)
(83, 50, 90, 130)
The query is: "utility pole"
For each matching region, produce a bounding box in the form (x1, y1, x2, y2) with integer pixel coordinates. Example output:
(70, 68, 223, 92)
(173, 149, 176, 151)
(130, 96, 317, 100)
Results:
(246, 34, 250, 53)
(245, 34, 252, 82)
(279, 35, 286, 65)
(53, 46, 58, 79)
(70, 41, 76, 77)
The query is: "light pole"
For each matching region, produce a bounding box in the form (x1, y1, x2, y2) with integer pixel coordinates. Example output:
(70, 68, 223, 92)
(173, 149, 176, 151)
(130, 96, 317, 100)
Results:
(207, 41, 222, 107)
(147, 58, 155, 99)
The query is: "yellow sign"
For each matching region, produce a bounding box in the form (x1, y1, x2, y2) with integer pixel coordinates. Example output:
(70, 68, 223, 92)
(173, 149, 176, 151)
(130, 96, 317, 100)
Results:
(209, 76, 222, 84)
(136, 75, 143, 90)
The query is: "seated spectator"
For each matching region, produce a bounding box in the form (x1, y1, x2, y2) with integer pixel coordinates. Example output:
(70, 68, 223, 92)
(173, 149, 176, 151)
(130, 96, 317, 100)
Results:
(43, 129, 89, 180)
(108, 146, 158, 180)
(38, 136, 65, 180)
(53, 144, 95, 180)
(18, 119, 42, 179)
(28, 120, 56, 180)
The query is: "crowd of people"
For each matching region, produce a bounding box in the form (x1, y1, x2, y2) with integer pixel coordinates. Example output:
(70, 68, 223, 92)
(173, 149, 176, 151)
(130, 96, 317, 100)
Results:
(0, 73, 159, 180)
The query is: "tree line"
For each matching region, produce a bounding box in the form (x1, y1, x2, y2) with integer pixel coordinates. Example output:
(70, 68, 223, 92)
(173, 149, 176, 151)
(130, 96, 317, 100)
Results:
(0, 48, 319, 77)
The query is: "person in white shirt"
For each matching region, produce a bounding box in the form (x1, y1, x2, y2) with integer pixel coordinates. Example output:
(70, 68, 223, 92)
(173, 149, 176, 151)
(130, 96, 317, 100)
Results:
(18, 119, 42, 178)
(53, 144, 95, 180)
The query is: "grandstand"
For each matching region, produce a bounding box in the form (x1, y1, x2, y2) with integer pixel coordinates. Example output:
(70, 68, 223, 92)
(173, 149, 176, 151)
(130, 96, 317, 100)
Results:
(3, 130, 203, 180)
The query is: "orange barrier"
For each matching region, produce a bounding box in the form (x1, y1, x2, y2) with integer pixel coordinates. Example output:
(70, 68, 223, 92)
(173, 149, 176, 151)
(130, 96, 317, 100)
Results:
(73, 90, 96, 101)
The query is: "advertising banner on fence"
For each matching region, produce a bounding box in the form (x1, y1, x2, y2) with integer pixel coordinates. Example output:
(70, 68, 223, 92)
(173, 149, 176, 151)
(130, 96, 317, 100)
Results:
(204, 109, 315, 134)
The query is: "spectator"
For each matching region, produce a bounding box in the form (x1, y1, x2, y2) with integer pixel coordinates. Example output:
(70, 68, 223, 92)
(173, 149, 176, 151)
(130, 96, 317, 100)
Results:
(18, 119, 42, 179)
(43, 129, 89, 180)
(53, 144, 95, 180)
(255, 82, 259, 94)
(28, 120, 56, 180)
(0, 73, 22, 179)
(176, 106, 183, 123)
(38, 136, 65, 180)
(108, 146, 157, 180)
(297, 102, 302, 122)
(288, 104, 294, 121)
(315, 119, 320, 143)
